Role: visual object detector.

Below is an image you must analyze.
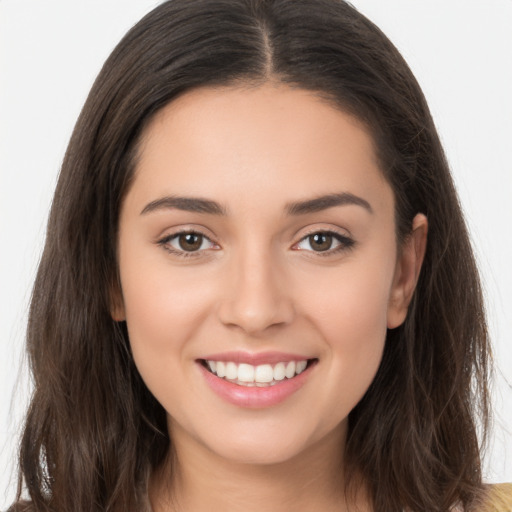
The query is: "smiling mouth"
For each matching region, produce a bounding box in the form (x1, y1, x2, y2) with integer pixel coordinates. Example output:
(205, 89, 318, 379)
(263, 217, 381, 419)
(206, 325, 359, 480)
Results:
(199, 359, 318, 387)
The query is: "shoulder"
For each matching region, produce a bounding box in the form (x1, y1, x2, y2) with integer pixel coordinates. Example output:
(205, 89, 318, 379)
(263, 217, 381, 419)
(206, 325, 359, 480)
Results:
(478, 483, 512, 512)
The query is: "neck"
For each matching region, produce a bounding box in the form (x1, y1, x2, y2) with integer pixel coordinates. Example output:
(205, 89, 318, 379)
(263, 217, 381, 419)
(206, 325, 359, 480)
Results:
(150, 421, 370, 512)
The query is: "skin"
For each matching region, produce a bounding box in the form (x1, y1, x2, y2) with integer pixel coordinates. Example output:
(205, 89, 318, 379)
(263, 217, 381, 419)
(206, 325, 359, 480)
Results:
(113, 82, 427, 511)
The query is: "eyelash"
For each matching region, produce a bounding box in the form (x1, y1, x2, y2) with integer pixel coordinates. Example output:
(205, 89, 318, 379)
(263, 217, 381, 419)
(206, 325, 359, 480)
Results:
(295, 229, 355, 257)
(157, 229, 217, 259)
(157, 229, 355, 259)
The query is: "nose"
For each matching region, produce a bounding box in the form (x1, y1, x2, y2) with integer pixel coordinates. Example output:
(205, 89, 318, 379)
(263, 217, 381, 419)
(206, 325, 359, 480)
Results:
(217, 245, 295, 335)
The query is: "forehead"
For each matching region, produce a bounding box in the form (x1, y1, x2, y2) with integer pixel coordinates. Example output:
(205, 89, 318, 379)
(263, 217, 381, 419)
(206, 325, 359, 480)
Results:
(128, 82, 392, 218)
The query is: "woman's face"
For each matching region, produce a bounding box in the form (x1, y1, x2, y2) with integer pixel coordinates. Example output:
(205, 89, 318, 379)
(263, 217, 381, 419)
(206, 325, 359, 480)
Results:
(115, 83, 425, 465)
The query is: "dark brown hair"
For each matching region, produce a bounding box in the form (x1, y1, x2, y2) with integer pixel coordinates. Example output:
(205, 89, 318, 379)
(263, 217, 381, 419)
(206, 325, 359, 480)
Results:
(13, 1, 490, 511)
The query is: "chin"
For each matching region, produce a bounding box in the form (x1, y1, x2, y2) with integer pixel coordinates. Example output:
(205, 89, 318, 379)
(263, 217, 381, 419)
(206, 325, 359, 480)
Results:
(195, 417, 344, 467)
(212, 437, 310, 466)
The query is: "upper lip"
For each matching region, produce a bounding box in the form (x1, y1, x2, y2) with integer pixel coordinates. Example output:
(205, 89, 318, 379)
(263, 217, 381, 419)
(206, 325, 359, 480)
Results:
(199, 351, 316, 366)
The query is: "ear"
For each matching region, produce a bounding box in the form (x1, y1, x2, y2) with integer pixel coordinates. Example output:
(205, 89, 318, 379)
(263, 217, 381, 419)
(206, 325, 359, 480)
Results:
(387, 213, 428, 329)
(109, 276, 126, 322)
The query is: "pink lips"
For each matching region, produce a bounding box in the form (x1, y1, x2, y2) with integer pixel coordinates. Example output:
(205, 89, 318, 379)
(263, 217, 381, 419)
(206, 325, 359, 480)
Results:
(197, 352, 317, 409)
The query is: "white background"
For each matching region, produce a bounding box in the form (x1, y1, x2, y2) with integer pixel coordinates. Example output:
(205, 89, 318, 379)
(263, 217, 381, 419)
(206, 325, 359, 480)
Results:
(1, 0, 511, 507)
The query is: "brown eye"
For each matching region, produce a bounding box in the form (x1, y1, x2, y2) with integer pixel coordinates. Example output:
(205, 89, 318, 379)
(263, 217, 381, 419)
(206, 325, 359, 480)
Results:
(178, 233, 203, 251)
(294, 230, 355, 255)
(158, 230, 218, 258)
(308, 232, 333, 252)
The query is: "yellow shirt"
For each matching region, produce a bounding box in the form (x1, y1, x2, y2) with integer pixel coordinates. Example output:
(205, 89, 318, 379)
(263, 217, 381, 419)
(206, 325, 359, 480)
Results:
(480, 483, 512, 511)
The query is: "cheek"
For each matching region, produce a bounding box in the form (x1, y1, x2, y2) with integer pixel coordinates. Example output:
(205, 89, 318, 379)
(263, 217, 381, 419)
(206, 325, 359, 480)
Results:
(120, 269, 222, 427)
(300, 255, 394, 345)
(119, 254, 215, 384)
(296, 255, 395, 411)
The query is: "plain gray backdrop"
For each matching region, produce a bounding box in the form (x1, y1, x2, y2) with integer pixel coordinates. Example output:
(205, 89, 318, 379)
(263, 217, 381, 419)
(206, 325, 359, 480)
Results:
(1, 0, 511, 507)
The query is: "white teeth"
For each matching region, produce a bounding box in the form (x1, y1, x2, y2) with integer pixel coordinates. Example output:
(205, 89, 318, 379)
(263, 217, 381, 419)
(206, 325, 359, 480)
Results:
(204, 359, 311, 385)
(216, 361, 226, 378)
(296, 360, 307, 374)
(226, 362, 238, 380)
(238, 363, 255, 382)
(254, 364, 273, 383)
(273, 362, 285, 381)
(285, 361, 296, 379)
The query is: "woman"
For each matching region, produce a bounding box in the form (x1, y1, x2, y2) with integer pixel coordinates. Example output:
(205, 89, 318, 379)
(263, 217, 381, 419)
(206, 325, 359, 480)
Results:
(8, 0, 511, 510)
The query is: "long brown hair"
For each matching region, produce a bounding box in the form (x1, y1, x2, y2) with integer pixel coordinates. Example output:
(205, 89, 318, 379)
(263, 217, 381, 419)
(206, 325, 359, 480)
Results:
(13, 1, 490, 511)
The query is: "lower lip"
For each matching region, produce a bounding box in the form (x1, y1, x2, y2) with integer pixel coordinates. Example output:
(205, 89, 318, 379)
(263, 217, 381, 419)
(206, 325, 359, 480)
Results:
(197, 361, 315, 409)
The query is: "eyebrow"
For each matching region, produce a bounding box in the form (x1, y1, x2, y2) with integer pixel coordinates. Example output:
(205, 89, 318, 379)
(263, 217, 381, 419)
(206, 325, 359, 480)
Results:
(140, 192, 373, 216)
(285, 192, 373, 215)
(141, 196, 227, 216)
